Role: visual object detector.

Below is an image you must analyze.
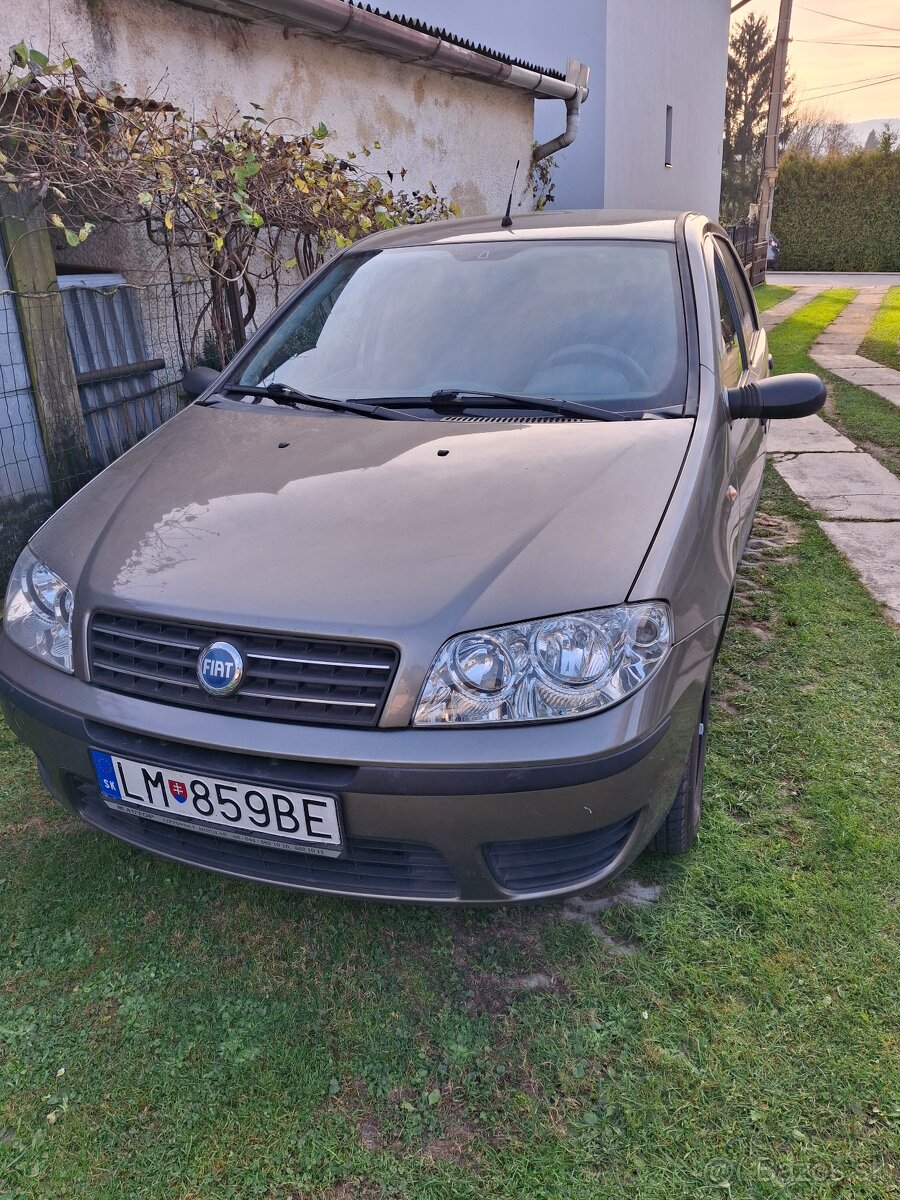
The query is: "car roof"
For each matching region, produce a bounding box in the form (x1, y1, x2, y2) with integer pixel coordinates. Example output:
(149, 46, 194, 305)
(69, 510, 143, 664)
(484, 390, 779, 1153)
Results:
(354, 209, 693, 251)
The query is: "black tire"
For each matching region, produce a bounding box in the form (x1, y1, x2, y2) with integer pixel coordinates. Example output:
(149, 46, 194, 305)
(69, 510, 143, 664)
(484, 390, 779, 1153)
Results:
(651, 680, 711, 855)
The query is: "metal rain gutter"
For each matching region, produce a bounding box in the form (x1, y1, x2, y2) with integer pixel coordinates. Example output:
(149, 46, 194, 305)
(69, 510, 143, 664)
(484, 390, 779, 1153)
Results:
(176, 0, 590, 107)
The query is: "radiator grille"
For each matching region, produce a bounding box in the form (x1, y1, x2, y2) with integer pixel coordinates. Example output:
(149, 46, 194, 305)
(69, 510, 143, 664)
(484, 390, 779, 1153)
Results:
(89, 612, 398, 727)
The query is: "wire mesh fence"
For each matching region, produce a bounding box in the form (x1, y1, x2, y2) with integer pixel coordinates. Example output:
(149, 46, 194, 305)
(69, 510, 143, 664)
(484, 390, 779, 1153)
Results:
(0, 275, 256, 582)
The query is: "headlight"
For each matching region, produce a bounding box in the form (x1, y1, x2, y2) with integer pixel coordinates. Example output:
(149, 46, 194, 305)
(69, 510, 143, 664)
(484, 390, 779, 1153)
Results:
(413, 603, 671, 726)
(3, 548, 74, 673)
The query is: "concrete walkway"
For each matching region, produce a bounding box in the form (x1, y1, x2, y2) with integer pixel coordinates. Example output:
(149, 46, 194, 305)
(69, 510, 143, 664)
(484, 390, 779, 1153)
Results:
(764, 284, 900, 626)
(810, 287, 900, 411)
(769, 271, 900, 288)
(761, 285, 826, 331)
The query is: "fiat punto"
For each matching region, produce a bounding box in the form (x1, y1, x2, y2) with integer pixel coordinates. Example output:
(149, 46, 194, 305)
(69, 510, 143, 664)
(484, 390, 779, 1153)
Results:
(0, 211, 824, 902)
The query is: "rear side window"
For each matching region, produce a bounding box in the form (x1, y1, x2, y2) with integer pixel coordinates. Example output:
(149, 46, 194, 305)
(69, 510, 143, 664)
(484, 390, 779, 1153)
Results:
(714, 265, 743, 387)
(715, 237, 757, 348)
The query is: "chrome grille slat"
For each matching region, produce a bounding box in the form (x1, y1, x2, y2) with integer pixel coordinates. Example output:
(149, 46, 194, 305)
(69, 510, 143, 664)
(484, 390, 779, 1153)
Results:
(93, 661, 204, 689)
(91, 622, 204, 651)
(92, 639, 199, 669)
(244, 650, 391, 670)
(238, 688, 378, 708)
(88, 613, 399, 727)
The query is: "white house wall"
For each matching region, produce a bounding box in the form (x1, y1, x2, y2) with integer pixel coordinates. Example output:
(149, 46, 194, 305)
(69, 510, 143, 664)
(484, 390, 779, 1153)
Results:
(602, 0, 730, 217)
(3, 0, 534, 216)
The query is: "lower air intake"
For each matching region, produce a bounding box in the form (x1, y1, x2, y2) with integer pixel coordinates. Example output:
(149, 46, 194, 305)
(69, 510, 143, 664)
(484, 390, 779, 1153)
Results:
(483, 814, 638, 893)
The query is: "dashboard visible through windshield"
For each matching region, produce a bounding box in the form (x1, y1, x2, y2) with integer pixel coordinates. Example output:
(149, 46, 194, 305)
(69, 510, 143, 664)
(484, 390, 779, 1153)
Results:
(236, 239, 689, 416)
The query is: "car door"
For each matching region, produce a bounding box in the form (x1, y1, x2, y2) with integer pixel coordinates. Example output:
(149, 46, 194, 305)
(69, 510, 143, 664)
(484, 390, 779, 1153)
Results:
(709, 236, 767, 549)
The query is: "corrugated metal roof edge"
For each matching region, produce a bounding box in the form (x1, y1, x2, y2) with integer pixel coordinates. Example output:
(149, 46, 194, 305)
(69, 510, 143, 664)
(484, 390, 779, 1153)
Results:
(347, 2, 566, 80)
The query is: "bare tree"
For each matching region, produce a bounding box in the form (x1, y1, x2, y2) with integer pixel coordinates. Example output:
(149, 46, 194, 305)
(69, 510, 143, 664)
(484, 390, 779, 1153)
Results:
(784, 105, 859, 157)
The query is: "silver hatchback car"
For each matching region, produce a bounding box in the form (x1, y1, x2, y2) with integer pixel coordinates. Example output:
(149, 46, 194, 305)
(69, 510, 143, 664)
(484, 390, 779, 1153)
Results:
(0, 211, 823, 903)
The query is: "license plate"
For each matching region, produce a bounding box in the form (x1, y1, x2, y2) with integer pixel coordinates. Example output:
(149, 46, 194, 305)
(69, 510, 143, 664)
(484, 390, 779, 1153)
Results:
(90, 750, 343, 857)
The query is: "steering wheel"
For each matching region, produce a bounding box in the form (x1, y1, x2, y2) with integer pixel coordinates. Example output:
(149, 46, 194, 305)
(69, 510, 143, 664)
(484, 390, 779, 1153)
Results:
(534, 343, 654, 394)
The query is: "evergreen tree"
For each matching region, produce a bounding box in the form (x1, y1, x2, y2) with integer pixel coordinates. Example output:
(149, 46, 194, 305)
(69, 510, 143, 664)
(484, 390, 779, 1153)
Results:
(721, 14, 795, 222)
(864, 128, 879, 152)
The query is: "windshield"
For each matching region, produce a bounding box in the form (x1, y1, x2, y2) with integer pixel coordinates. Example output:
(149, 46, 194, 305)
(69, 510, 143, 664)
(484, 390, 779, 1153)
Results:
(236, 240, 689, 415)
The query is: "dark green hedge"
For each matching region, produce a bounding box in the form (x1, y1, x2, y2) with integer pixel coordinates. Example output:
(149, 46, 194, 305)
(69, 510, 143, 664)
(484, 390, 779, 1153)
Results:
(773, 150, 900, 271)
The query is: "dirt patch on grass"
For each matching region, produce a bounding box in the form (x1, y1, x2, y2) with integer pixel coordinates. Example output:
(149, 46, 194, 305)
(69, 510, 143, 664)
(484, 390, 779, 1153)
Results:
(438, 902, 582, 1016)
(418, 1105, 492, 1167)
(560, 879, 662, 952)
(440, 876, 666, 1010)
(304, 1184, 384, 1200)
(331, 1080, 495, 1174)
(5, 815, 83, 841)
(445, 913, 541, 1016)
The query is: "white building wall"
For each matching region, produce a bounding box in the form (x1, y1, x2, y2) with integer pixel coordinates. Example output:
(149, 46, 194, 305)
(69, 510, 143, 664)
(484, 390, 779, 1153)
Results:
(2, 0, 534, 218)
(602, 0, 730, 217)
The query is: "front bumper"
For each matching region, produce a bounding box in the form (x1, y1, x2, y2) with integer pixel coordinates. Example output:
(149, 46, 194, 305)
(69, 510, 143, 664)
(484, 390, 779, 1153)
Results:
(0, 619, 720, 902)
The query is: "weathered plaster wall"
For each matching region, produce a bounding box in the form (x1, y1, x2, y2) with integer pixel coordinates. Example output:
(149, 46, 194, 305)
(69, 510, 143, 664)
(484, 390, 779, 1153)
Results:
(3, 0, 534, 218)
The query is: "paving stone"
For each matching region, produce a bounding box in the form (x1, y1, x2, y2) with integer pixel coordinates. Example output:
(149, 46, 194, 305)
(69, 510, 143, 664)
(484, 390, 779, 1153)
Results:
(811, 353, 872, 370)
(818, 521, 900, 627)
(766, 416, 857, 454)
(772, 451, 900, 520)
(770, 272, 900, 287)
(867, 384, 900, 409)
(833, 368, 900, 386)
(760, 287, 827, 330)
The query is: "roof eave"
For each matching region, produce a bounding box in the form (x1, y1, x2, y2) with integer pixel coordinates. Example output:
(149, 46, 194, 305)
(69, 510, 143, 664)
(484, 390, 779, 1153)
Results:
(168, 0, 589, 101)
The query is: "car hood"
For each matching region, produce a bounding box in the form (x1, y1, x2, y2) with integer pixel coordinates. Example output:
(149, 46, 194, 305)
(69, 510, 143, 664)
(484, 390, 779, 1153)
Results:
(35, 403, 691, 668)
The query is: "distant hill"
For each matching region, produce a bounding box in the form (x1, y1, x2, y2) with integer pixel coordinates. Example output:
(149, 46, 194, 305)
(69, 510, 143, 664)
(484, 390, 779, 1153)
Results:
(848, 118, 900, 146)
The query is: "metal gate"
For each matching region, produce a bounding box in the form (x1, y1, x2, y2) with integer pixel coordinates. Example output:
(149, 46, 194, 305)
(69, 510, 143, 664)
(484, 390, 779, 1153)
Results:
(58, 274, 175, 468)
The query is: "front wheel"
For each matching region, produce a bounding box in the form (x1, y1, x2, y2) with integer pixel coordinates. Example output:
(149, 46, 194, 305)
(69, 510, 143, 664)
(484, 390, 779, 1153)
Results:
(651, 680, 711, 855)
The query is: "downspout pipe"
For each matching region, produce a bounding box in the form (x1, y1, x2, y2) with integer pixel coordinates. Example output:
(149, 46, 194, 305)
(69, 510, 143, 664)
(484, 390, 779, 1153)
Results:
(532, 58, 590, 165)
(533, 91, 582, 164)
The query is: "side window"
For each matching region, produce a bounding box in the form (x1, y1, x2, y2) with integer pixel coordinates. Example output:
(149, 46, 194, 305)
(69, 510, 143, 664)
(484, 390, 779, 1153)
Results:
(715, 237, 757, 347)
(714, 261, 743, 387)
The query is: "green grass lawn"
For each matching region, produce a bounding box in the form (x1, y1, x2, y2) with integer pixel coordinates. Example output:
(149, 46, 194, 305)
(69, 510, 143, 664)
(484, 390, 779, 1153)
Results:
(754, 282, 796, 313)
(1, 466, 898, 1199)
(768, 288, 900, 476)
(859, 286, 900, 372)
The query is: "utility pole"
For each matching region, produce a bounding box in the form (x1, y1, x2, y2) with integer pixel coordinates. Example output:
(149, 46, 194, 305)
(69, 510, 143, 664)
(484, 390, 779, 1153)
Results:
(756, 0, 793, 278)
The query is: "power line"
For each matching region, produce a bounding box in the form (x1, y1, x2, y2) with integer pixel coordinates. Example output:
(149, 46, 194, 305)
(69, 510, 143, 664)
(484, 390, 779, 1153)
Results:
(800, 70, 900, 94)
(793, 38, 900, 48)
(799, 73, 900, 102)
(797, 5, 900, 34)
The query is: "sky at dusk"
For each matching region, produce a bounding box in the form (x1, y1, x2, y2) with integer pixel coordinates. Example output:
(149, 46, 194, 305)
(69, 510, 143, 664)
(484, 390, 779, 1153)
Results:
(734, 1, 900, 124)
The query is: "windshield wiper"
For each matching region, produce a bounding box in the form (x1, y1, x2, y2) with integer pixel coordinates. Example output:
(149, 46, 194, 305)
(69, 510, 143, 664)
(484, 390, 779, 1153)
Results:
(428, 389, 623, 421)
(222, 382, 427, 421)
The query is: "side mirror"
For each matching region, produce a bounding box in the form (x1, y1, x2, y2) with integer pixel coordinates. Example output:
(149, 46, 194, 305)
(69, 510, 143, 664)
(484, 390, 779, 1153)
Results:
(727, 372, 826, 420)
(182, 365, 220, 399)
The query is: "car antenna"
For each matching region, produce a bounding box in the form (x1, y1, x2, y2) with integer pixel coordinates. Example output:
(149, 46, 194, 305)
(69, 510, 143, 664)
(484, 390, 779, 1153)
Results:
(500, 160, 520, 228)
